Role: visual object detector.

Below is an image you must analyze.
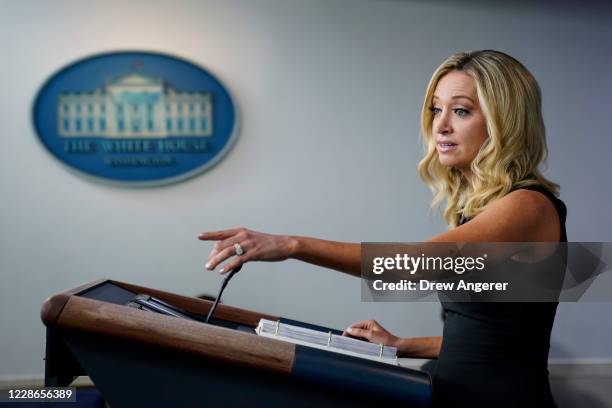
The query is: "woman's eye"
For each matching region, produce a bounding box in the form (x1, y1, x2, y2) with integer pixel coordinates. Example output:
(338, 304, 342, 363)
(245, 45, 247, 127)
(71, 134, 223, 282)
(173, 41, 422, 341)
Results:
(453, 108, 470, 117)
(429, 107, 469, 117)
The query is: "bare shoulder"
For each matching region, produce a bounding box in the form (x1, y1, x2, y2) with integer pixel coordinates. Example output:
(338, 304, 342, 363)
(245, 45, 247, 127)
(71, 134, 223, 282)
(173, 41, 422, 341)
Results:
(497, 189, 558, 218)
(429, 188, 560, 242)
(475, 189, 560, 241)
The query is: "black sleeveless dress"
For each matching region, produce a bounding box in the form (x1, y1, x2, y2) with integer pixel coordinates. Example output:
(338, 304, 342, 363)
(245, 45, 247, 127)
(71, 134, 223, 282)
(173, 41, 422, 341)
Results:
(433, 185, 567, 408)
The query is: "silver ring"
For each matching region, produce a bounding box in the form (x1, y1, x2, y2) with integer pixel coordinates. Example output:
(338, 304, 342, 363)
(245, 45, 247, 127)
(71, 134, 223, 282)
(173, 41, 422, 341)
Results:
(234, 243, 244, 256)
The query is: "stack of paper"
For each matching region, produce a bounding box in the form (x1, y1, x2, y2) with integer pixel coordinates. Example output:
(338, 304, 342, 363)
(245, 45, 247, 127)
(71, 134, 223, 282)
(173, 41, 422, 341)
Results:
(255, 319, 398, 365)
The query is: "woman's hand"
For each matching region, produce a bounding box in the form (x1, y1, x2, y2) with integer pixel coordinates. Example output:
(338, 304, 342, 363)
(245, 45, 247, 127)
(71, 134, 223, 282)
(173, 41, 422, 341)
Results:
(198, 227, 297, 274)
(342, 319, 400, 348)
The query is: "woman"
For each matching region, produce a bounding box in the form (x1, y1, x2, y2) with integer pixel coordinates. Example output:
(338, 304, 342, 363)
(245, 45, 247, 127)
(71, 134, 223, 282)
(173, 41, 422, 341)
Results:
(198, 50, 566, 407)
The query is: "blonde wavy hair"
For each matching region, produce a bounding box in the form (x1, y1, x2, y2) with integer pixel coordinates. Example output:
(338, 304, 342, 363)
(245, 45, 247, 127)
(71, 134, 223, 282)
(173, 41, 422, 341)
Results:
(417, 50, 559, 228)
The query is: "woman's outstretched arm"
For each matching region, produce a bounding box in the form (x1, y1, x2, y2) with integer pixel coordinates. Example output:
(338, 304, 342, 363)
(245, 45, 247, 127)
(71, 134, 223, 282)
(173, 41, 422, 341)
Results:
(290, 236, 361, 277)
(198, 189, 559, 277)
(199, 228, 361, 277)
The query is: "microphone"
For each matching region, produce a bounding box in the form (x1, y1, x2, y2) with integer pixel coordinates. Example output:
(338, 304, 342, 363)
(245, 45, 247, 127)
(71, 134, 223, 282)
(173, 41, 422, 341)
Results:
(204, 265, 242, 324)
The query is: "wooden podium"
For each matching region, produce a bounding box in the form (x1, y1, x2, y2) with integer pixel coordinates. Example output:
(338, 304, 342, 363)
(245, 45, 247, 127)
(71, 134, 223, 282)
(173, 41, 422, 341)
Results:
(41, 279, 432, 407)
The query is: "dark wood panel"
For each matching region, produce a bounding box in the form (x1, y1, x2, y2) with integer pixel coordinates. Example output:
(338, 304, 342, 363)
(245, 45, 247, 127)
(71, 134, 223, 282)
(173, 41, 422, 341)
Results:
(40, 278, 109, 326)
(55, 295, 295, 374)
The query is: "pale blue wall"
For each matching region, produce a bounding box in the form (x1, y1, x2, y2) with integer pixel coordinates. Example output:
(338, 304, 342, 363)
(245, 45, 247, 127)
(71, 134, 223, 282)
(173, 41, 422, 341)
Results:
(1, 0, 611, 379)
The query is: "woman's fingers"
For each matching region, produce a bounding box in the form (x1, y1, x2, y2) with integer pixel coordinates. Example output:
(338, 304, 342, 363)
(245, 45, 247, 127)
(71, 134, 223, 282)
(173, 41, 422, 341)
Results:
(198, 228, 244, 241)
(342, 319, 399, 347)
(219, 257, 244, 274)
(206, 244, 239, 271)
(200, 228, 247, 265)
(219, 249, 255, 274)
(342, 320, 375, 339)
(199, 228, 292, 273)
(211, 231, 249, 260)
(344, 327, 372, 341)
(348, 320, 377, 330)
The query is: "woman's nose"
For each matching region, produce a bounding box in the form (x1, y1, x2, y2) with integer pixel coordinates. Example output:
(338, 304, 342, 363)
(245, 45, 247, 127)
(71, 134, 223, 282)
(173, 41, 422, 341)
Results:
(435, 118, 451, 135)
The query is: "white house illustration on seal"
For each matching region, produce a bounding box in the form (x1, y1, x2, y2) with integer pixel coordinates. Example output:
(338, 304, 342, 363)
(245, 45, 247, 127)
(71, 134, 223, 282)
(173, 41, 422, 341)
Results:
(57, 72, 213, 138)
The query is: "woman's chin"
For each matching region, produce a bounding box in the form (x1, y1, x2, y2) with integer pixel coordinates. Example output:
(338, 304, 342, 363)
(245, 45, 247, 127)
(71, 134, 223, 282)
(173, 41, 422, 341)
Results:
(438, 157, 468, 171)
(437, 148, 473, 168)
(438, 156, 457, 167)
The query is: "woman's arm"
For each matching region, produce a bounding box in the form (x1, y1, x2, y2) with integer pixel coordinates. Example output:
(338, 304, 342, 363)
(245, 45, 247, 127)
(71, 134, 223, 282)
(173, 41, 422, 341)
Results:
(199, 189, 559, 275)
(396, 336, 442, 359)
(427, 189, 560, 243)
(342, 319, 441, 358)
(290, 236, 361, 277)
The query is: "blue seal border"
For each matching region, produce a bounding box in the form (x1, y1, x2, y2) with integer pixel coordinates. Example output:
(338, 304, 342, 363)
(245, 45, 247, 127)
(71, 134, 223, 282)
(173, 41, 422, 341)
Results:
(31, 50, 240, 188)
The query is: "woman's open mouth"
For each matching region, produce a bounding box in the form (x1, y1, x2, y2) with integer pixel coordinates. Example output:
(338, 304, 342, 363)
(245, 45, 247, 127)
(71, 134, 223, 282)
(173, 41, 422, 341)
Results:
(437, 143, 458, 153)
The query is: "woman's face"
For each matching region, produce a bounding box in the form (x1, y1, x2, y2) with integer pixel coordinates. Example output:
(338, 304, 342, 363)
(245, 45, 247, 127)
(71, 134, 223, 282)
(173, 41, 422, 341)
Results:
(430, 70, 489, 176)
